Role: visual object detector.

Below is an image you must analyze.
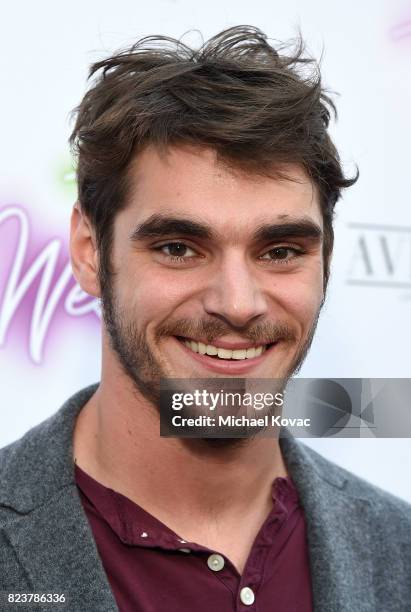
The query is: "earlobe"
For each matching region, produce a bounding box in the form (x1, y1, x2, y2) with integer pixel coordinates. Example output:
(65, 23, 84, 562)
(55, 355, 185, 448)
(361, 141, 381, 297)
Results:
(69, 203, 101, 298)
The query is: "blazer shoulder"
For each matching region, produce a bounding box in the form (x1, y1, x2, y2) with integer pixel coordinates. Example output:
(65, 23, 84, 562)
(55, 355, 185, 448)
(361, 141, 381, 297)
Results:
(0, 383, 99, 517)
(303, 441, 411, 520)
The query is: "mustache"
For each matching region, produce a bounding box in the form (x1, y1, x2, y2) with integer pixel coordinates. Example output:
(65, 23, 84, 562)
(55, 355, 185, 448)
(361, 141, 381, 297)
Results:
(155, 318, 298, 345)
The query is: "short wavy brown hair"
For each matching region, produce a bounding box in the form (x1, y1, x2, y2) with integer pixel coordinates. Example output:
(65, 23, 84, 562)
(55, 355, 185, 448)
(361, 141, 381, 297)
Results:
(69, 25, 358, 291)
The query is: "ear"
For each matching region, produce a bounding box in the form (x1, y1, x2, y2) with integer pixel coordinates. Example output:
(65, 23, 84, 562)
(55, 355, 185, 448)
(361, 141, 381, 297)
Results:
(69, 202, 101, 297)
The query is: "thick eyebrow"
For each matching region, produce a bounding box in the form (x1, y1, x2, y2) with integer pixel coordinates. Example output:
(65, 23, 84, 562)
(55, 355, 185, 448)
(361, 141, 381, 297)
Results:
(129, 214, 322, 244)
(252, 220, 322, 243)
(129, 215, 212, 241)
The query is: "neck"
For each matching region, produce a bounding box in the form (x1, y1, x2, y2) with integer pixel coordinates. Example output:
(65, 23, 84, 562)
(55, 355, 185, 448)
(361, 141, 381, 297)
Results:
(73, 355, 288, 529)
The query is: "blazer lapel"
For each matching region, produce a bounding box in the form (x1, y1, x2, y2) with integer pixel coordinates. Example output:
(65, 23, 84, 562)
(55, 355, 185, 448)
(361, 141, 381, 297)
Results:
(302, 477, 376, 612)
(4, 485, 118, 612)
(281, 437, 376, 612)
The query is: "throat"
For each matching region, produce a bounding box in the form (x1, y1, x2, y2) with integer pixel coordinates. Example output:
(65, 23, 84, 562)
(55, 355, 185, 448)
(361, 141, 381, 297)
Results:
(167, 493, 274, 576)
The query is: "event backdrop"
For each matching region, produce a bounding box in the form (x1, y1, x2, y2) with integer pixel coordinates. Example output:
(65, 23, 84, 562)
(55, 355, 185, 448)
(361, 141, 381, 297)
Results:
(1, 0, 410, 500)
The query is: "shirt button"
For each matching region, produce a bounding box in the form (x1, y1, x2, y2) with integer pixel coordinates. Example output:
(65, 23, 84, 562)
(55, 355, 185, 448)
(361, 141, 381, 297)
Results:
(207, 553, 225, 572)
(240, 587, 255, 606)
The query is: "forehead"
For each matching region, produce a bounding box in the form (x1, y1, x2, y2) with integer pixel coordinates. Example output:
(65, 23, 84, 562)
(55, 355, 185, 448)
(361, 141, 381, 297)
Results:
(120, 144, 323, 238)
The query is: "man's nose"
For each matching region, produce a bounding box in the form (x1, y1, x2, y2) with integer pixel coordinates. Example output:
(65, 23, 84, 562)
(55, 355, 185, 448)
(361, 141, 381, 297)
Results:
(202, 253, 268, 328)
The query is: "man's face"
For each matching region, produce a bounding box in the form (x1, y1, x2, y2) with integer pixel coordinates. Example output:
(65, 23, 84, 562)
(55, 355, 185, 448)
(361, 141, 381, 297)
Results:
(101, 145, 325, 403)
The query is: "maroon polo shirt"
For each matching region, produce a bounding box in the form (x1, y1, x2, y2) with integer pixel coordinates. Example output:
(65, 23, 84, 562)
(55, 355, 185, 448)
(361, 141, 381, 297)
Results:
(75, 464, 313, 611)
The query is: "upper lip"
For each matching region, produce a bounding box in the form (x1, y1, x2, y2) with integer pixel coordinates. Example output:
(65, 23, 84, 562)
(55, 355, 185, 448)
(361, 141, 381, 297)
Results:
(176, 336, 274, 350)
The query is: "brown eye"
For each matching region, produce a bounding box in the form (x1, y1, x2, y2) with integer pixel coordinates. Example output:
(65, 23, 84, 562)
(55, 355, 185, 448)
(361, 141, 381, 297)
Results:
(156, 242, 197, 259)
(163, 243, 189, 257)
(260, 246, 302, 264)
(267, 247, 290, 260)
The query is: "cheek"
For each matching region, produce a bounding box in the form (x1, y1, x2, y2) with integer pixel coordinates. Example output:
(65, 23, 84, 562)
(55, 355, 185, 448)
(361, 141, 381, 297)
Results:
(269, 267, 324, 327)
(118, 266, 193, 324)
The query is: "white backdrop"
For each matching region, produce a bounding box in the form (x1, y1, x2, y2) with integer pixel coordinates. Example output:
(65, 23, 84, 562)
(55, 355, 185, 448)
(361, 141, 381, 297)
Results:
(1, 0, 410, 501)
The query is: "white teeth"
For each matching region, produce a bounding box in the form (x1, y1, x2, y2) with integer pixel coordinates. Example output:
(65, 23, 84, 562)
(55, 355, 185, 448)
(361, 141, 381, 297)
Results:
(232, 349, 247, 360)
(182, 338, 268, 360)
(205, 345, 218, 356)
(198, 342, 207, 355)
(217, 348, 232, 359)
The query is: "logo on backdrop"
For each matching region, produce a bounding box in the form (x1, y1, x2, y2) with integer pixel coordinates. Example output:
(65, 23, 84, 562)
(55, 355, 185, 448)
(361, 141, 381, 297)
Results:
(347, 222, 411, 290)
(0, 204, 101, 365)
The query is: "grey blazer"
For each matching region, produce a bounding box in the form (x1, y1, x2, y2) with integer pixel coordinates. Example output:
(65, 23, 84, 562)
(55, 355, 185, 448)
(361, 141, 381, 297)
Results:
(1, 383, 410, 612)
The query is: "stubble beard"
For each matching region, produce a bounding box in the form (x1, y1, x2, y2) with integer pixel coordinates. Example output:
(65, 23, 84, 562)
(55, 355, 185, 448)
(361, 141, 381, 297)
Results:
(100, 273, 323, 447)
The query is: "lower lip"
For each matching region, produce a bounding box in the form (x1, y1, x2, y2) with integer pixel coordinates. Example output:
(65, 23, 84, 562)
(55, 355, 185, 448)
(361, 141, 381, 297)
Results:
(174, 337, 279, 374)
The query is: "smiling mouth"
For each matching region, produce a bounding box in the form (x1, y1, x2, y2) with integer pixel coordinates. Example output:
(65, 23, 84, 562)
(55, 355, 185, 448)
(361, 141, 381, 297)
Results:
(176, 336, 274, 361)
